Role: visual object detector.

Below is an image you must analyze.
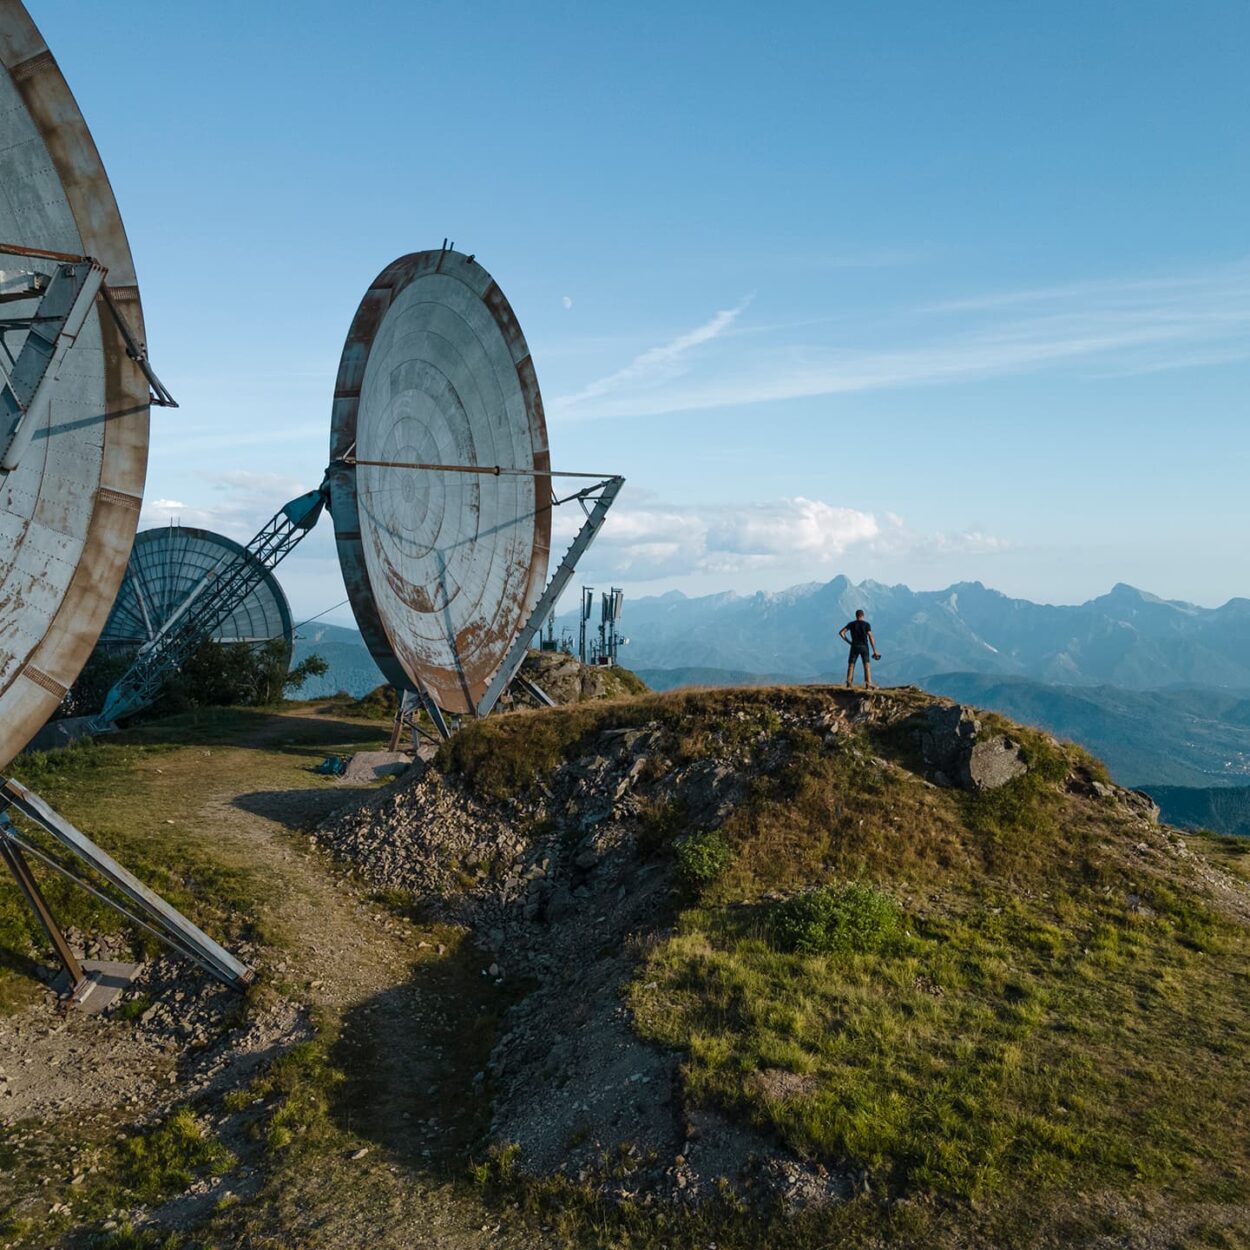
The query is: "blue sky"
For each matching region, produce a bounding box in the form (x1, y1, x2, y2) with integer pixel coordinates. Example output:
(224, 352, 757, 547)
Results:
(32, 0, 1250, 623)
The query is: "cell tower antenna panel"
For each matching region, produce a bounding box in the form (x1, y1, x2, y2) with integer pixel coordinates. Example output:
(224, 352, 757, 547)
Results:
(329, 250, 554, 717)
(0, 0, 151, 771)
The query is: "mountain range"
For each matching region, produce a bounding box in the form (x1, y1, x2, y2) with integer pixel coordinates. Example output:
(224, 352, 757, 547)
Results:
(292, 622, 384, 698)
(290, 580, 1250, 832)
(582, 576, 1250, 689)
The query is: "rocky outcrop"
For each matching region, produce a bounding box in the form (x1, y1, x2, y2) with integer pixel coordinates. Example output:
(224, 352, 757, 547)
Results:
(913, 703, 1027, 791)
(514, 651, 610, 704)
(1091, 779, 1161, 823)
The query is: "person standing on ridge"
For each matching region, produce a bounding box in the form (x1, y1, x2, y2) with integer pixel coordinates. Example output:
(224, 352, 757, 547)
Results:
(839, 609, 881, 689)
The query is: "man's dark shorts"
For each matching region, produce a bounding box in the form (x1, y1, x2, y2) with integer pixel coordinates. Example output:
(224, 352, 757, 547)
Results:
(849, 643, 871, 665)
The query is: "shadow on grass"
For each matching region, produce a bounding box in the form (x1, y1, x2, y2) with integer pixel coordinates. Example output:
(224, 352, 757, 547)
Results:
(327, 936, 519, 1172)
(231, 786, 377, 833)
(0, 943, 50, 998)
(117, 707, 390, 753)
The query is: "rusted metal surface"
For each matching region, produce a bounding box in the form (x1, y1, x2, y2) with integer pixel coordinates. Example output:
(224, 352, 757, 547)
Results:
(0, 1, 149, 769)
(99, 526, 293, 649)
(330, 250, 552, 716)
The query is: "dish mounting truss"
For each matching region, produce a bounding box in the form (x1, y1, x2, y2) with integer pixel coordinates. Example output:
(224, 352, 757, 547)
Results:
(0, 250, 253, 1004)
(0, 243, 176, 474)
(94, 459, 623, 739)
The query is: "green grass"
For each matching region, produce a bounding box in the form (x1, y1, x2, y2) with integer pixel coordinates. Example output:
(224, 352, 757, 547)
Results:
(599, 666, 649, 698)
(438, 685, 1250, 1221)
(117, 1107, 236, 1203)
(238, 1035, 345, 1156)
(435, 686, 1250, 1244)
(631, 882, 1250, 1204)
(0, 702, 389, 1013)
(0, 735, 262, 1009)
(614, 696, 1250, 1230)
(6, 687, 1249, 1250)
(0, 1105, 234, 1245)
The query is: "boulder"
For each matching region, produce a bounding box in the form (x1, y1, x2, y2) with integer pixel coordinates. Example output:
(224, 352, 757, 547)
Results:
(914, 703, 1027, 792)
(1121, 789, 1161, 824)
(338, 751, 414, 784)
(965, 735, 1028, 791)
(914, 704, 980, 788)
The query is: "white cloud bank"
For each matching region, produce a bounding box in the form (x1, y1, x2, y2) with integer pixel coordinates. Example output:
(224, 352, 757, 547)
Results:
(555, 496, 1008, 581)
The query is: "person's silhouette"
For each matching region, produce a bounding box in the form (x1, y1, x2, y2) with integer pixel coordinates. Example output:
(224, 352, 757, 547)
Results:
(838, 609, 881, 688)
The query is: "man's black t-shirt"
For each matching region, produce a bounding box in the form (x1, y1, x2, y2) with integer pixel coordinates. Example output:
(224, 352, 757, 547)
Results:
(844, 619, 872, 647)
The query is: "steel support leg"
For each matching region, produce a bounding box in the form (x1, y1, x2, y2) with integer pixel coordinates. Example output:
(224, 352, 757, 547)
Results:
(388, 695, 406, 751)
(387, 689, 422, 750)
(515, 676, 557, 707)
(417, 687, 453, 740)
(475, 476, 624, 719)
(0, 817, 87, 997)
(1, 778, 252, 991)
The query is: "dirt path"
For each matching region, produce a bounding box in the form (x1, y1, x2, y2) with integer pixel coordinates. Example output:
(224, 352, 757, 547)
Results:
(2, 708, 541, 1249)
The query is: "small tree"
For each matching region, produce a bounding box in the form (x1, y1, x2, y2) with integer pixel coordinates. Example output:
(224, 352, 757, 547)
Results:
(283, 651, 329, 700)
(60, 637, 330, 720)
(163, 639, 327, 709)
(55, 648, 134, 720)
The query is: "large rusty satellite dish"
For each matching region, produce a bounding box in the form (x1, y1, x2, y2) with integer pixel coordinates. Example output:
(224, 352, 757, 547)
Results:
(329, 250, 552, 715)
(0, 0, 150, 770)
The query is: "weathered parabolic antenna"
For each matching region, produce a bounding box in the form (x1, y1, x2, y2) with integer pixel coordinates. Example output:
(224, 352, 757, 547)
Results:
(0, 1, 250, 1003)
(0, 0, 153, 772)
(100, 526, 294, 654)
(329, 248, 622, 733)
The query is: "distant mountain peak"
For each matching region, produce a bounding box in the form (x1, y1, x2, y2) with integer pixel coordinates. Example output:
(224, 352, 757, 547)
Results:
(1096, 583, 1198, 613)
(557, 575, 1250, 693)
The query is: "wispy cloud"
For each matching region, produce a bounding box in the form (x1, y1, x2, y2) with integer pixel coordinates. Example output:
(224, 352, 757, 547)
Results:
(554, 296, 753, 412)
(553, 260, 1250, 421)
(139, 470, 306, 539)
(554, 495, 1008, 582)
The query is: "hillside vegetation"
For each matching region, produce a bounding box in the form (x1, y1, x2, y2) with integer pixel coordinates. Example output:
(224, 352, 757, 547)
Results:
(3, 688, 1248, 1249)
(1143, 783, 1250, 838)
(315, 684, 1250, 1249)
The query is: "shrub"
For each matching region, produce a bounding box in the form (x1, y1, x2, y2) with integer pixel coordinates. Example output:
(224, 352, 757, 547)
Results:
(674, 829, 733, 889)
(61, 638, 329, 720)
(350, 684, 400, 719)
(768, 881, 902, 955)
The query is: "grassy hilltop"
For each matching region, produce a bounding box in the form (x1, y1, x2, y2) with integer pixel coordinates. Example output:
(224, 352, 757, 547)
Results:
(0, 687, 1248, 1249)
